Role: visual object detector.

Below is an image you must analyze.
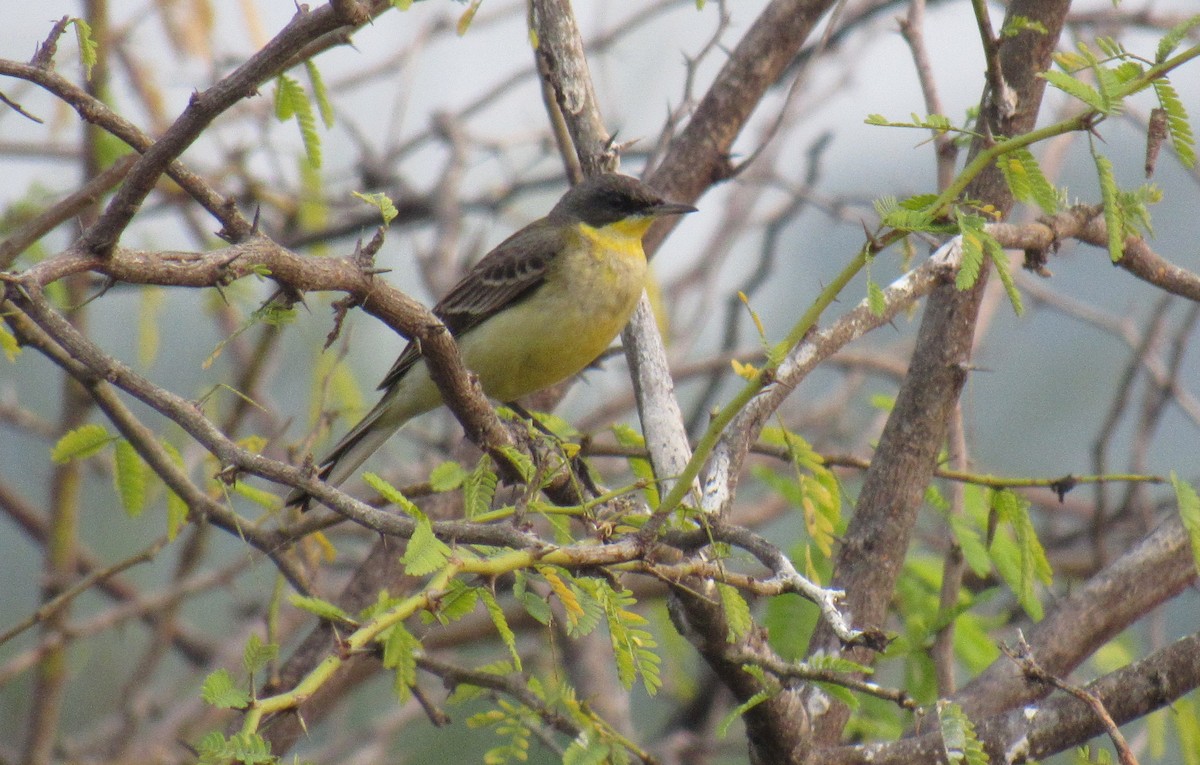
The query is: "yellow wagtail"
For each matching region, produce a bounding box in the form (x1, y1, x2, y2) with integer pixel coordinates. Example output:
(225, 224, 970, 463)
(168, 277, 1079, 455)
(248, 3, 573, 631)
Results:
(290, 173, 696, 509)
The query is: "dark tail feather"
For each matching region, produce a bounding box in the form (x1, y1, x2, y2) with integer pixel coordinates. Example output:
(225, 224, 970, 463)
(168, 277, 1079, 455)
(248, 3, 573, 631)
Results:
(285, 406, 400, 511)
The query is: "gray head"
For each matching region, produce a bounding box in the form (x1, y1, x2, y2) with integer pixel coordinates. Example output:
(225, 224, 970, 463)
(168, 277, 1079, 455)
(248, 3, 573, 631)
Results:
(549, 173, 697, 227)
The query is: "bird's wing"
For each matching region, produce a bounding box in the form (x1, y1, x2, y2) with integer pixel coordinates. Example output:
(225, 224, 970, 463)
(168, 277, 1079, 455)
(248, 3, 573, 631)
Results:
(377, 220, 568, 391)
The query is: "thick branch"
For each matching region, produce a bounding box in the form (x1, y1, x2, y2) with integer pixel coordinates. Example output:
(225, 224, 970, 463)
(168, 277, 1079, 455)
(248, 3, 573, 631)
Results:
(804, 0, 1071, 745)
(952, 514, 1197, 718)
(812, 632, 1200, 764)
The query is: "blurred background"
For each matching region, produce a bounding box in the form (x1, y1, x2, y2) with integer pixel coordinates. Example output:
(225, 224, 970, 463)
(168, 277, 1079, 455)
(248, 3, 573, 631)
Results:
(2, 1, 1199, 762)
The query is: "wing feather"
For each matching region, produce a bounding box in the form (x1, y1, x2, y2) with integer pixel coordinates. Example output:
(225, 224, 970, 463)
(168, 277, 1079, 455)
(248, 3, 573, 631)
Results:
(377, 220, 568, 391)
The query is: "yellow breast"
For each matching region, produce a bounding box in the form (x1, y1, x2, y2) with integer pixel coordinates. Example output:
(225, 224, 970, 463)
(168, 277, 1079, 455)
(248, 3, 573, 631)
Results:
(455, 221, 649, 402)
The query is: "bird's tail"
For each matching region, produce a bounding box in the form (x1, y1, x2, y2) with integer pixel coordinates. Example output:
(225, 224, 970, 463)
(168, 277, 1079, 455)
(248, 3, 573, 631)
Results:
(286, 403, 402, 511)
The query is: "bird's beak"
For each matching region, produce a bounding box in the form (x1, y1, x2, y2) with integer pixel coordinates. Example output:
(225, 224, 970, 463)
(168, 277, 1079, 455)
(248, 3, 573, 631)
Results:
(651, 201, 698, 217)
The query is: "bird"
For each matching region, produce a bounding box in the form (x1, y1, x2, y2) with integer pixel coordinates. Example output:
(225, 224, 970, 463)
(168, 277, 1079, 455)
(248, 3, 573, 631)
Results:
(288, 172, 696, 509)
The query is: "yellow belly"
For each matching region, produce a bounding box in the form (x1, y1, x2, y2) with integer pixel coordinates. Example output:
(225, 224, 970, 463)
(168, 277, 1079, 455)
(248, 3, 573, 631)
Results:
(383, 230, 648, 420)
(458, 234, 648, 401)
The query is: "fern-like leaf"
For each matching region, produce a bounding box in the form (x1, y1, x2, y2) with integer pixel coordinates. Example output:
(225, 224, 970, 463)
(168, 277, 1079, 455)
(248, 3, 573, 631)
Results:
(159, 441, 189, 540)
(363, 472, 422, 518)
(401, 518, 452, 576)
(954, 214, 985, 291)
(717, 583, 752, 643)
(289, 594, 356, 625)
(274, 74, 321, 168)
(480, 589, 522, 671)
(435, 579, 480, 624)
(600, 585, 662, 695)
(351, 190, 399, 226)
(1172, 472, 1200, 575)
(997, 148, 1058, 214)
(716, 689, 771, 738)
(241, 633, 278, 678)
(113, 439, 148, 517)
(984, 233, 1023, 316)
(866, 276, 886, 318)
(938, 700, 989, 764)
(612, 423, 659, 507)
(381, 623, 420, 701)
(1040, 69, 1106, 112)
(991, 489, 1052, 618)
(1156, 14, 1200, 63)
(1152, 79, 1197, 168)
(200, 668, 250, 710)
(304, 60, 335, 128)
(1092, 152, 1125, 261)
(51, 423, 113, 463)
(69, 18, 98, 80)
(464, 455, 499, 518)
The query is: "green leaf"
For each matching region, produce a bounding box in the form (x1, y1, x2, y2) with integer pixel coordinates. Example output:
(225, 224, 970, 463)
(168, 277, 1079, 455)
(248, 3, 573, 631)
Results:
(225, 732, 273, 765)
(1112, 60, 1144, 86)
(1040, 69, 1106, 112)
(200, 731, 269, 765)
(429, 460, 468, 491)
(434, 579, 479, 623)
(985, 233, 1023, 316)
(464, 455, 498, 518)
(159, 449, 192, 538)
(289, 594, 356, 625)
(0, 324, 21, 361)
(159, 441, 189, 540)
(446, 659, 515, 704)
(877, 194, 939, 232)
(200, 668, 250, 709)
(69, 18, 97, 80)
(136, 286, 164, 368)
(274, 74, 321, 168)
(480, 589, 522, 671)
(716, 688, 771, 738)
(363, 472, 423, 518)
(947, 511, 992, 578)
(955, 222, 984, 291)
(196, 731, 231, 765)
(990, 489, 1052, 620)
(381, 623, 420, 702)
(112, 440, 148, 517)
(456, 0, 482, 36)
(997, 148, 1058, 215)
(1093, 152, 1125, 261)
(513, 572, 552, 625)
(242, 633, 278, 677)
(304, 60, 335, 128)
(938, 700, 988, 764)
(1171, 472, 1200, 575)
(808, 653, 873, 674)
(231, 481, 281, 511)
(1000, 15, 1047, 37)
(1175, 696, 1200, 765)
(612, 424, 659, 507)
(547, 568, 603, 637)
(1152, 79, 1197, 169)
(563, 732, 612, 765)
(1116, 183, 1161, 238)
(401, 518, 452, 576)
(1091, 58, 1123, 115)
(51, 423, 113, 463)
(866, 277, 886, 317)
(497, 445, 535, 483)
(351, 190, 399, 226)
(600, 584, 661, 695)
(1156, 14, 1200, 63)
(717, 583, 752, 642)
